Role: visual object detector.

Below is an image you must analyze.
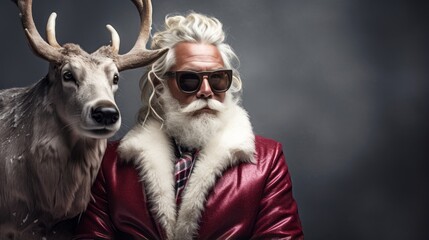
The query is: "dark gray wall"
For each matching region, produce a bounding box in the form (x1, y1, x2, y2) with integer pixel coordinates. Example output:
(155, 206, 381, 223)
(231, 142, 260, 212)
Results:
(1, 0, 428, 239)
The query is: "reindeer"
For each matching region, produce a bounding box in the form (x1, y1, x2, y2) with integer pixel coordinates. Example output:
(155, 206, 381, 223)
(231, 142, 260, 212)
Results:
(0, 0, 166, 239)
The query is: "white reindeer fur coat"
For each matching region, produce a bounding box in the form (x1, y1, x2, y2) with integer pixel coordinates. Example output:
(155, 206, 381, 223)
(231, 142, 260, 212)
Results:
(117, 103, 255, 239)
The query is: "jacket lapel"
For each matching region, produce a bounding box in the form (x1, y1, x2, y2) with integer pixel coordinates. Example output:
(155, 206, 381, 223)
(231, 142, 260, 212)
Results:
(118, 120, 177, 239)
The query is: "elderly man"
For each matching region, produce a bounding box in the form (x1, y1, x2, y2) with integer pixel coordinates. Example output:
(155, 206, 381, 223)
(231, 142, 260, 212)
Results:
(74, 12, 303, 239)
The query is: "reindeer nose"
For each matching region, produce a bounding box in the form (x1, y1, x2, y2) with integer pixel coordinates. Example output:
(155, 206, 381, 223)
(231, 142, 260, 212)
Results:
(91, 106, 120, 125)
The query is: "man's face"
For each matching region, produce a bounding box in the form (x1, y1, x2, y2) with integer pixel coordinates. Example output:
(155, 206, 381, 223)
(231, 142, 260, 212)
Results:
(161, 42, 231, 147)
(166, 42, 226, 114)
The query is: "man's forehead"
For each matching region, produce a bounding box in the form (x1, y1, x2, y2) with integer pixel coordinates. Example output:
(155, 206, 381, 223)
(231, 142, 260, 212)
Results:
(172, 42, 224, 71)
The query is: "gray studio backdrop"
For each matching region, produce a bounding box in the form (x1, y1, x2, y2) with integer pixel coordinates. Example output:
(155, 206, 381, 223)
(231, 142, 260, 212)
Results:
(1, 0, 428, 239)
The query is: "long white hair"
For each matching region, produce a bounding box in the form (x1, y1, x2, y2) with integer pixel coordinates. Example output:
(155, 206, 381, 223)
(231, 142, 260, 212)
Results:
(138, 12, 242, 124)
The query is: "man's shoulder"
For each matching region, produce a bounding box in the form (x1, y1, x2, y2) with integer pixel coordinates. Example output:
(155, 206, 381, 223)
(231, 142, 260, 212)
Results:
(253, 135, 284, 165)
(100, 141, 121, 167)
(255, 135, 282, 149)
(101, 140, 140, 175)
(241, 136, 288, 180)
(106, 140, 120, 156)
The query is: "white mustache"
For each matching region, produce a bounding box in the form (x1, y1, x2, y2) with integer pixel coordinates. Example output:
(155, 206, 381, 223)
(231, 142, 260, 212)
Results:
(181, 99, 225, 113)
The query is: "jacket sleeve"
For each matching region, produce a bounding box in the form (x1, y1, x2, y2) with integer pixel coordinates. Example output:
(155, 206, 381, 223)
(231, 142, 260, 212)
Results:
(73, 151, 116, 239)
(252, 141, 304, 239)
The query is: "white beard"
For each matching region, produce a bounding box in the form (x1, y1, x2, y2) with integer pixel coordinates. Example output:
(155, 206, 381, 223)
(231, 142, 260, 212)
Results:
(160, 88, 233, 149)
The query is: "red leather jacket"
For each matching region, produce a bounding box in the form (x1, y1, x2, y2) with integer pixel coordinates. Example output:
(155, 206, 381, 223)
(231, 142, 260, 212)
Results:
(74, 135, 303, 239)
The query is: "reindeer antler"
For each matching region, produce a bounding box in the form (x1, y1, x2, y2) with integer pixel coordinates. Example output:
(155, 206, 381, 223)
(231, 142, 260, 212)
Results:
(13, 0, 63, 63)
(46, 12, 61, 48)
(13, 0, 166, 68)
(115, 0, 167, 71)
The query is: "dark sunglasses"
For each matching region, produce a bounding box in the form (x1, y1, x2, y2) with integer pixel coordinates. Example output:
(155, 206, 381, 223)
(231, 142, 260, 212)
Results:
(165, 69, 233, 94)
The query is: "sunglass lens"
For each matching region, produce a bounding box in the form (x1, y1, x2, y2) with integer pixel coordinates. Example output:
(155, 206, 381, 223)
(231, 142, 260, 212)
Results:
(209, 72, 229, 91)
(179, 73, 200, 92)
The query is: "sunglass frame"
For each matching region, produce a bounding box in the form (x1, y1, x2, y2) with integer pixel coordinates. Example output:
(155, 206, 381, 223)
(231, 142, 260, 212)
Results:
(165, 69, 233, 94)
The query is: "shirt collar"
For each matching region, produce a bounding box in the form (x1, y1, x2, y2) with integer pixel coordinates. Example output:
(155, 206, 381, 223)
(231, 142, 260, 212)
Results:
(171, 138, 198, 158)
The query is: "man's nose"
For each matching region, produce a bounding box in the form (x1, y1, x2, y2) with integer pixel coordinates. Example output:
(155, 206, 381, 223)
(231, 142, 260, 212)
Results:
(196, 77, 213, 99)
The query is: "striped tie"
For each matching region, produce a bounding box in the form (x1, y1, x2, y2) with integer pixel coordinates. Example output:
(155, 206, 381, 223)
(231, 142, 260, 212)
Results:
(174, 148, 196, 206)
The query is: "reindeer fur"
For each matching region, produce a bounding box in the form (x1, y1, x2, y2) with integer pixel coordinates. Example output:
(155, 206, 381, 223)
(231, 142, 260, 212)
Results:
(0, 46, 116, 239)
(0, 0, 165, 238)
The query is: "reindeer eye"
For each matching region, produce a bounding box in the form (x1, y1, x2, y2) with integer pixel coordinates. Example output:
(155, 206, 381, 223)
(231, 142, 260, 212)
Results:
(113, 74, 119, 85)
(63, 71, 75, 82)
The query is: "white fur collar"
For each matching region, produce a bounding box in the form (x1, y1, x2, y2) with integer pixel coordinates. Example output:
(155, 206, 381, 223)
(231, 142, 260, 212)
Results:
(118, 103, 255, 239)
